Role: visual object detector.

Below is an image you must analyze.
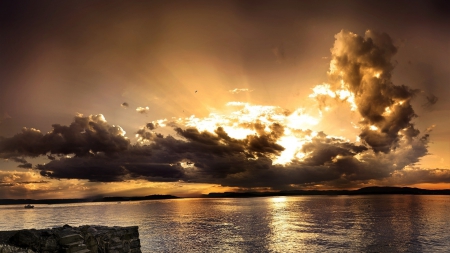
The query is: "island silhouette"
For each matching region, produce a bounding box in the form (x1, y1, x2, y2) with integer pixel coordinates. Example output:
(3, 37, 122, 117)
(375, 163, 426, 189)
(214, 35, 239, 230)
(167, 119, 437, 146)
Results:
(2, 187, 450, 205)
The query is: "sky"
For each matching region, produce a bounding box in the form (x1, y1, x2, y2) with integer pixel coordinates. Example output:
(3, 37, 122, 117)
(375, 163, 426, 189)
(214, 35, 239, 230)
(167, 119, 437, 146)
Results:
(0, 0, 449, 199)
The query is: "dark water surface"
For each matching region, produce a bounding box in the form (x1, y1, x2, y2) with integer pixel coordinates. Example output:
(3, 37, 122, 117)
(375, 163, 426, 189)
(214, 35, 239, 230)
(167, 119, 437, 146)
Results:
(1, 195, 450, 252)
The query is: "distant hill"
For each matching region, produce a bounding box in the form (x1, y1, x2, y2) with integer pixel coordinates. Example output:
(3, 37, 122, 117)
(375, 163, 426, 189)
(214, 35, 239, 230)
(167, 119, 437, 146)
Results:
(0, 194, 180, 205)
(2, 187, 450, 205)
(204, 186, 450, 198)
(95, 194, 180, 202)
(0, 198, 87, 205)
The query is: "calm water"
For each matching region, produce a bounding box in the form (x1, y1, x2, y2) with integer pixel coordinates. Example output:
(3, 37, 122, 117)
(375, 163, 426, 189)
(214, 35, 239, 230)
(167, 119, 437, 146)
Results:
(1, 195, 450, 252)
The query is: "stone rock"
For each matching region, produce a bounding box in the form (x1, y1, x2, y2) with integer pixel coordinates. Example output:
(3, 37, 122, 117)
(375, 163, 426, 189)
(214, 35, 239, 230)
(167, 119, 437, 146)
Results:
(59, 234, 84, 245)
(7, 230, 39, 249)
(86, 227, 97, 235)
(0, 244, 35, 253)
(42, 236, 58, 251)
(0, 225, 141, 253)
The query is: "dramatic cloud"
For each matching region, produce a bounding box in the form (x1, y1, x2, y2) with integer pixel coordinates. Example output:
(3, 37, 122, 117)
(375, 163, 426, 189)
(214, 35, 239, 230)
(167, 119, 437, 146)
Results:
(300, 132, 368, 166)
(30, 107, 431, 189)
(0, 114, 129, 159)
(0, 30, 442, 191)
(37, 125, 282, 183)
(310, 30, 421, 153)
(0, 116, 434, 189)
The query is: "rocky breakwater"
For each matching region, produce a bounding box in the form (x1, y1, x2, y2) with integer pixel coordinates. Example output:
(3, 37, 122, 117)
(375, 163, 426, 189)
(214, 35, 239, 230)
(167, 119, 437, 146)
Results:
(0, 225, 141, 253)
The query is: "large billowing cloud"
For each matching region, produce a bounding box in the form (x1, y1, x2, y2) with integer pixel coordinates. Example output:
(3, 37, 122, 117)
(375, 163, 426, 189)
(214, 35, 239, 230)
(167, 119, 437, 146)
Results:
(0, 114, 129, 159)
(37, 123, 372, 187)
(0, 30, 442, 190)
(311, 30, 422, 153)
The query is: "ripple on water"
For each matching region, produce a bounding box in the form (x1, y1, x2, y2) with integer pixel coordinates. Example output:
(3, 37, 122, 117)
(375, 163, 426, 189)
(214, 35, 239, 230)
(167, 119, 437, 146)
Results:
(1, 196, 450, 252)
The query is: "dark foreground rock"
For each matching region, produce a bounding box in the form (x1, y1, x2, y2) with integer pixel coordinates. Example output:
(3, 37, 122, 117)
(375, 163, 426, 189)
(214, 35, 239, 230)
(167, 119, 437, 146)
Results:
(0, 225, 141, 253)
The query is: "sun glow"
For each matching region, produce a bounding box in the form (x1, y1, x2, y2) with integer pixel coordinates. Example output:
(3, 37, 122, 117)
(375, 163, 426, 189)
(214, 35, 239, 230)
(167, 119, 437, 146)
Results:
(309, 83, 357, 111)
(222, 126, 254, 139)
(274, 136, 306, 165)
(286, 109, 319, 128)
(146, 60, 390, 167)
(152, 102, 329, 165)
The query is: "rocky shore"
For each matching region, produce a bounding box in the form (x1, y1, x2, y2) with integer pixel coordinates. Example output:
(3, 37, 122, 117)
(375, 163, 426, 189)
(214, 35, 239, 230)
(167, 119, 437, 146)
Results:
(0, 225, 141, 253)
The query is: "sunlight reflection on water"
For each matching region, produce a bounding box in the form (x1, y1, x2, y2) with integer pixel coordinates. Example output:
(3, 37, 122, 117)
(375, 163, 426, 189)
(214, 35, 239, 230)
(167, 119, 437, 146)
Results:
(1, 196, 450, 252)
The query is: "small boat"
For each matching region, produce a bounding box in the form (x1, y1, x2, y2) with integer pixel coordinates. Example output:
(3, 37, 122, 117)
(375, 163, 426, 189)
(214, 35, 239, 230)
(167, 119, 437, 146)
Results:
(24, 204, 34, 209)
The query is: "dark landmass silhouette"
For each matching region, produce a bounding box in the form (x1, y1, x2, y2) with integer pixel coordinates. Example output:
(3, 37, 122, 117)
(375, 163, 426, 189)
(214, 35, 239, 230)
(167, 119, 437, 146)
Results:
(204, 186, 450, 198)
(2, 187, 450, 205)
(0, 198, 85, 205)
(96, 195, 180, 202)
(0, 194, 179, 205)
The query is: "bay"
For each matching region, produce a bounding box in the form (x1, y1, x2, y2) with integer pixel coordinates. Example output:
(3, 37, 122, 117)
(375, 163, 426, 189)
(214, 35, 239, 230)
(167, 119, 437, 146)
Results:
(1, 195, 450, 252)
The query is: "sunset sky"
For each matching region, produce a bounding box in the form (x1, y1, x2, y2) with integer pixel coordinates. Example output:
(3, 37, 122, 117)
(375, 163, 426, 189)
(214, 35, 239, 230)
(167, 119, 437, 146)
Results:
(0, 0, 449, 199)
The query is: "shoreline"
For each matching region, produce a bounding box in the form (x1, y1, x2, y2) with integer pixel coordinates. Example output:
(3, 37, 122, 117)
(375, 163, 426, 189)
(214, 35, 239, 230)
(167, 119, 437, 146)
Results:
(2, 187, 450, 206)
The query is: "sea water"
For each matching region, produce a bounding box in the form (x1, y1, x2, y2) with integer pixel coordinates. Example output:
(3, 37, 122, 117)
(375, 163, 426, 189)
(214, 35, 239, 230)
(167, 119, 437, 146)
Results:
(1, 195, 450, 252)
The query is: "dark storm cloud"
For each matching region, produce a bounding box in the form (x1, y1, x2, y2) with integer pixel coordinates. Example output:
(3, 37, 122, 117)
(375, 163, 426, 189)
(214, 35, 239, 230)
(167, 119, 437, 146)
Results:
(227, 134, 430, 189)
(33, 116, 430, 189)
(0, 114, 129, 159)
(175, 125, 284, 156)
(37, 129, 244, 182)
(37, 154, 185, 182)
(34, 122, 285, 182)
(236, 135, 432, 189)
(301, 132, 368, 166)
(0, 112, 432, 189)
(325, 30, 421, 153)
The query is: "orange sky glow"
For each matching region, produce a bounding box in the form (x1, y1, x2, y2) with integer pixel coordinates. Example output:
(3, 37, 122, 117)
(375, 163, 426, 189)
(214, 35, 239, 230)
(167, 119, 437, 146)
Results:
(0, 1, 449, 199)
